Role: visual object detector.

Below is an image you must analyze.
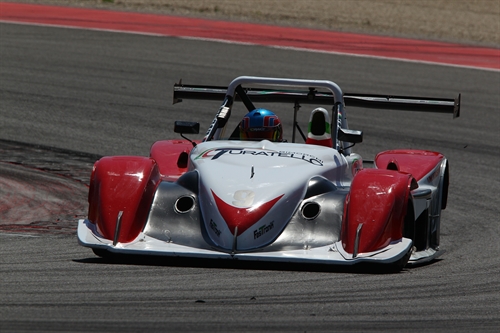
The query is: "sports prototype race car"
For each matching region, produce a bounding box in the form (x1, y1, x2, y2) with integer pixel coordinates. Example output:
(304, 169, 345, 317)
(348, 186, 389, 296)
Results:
(78, 76, 460, 271)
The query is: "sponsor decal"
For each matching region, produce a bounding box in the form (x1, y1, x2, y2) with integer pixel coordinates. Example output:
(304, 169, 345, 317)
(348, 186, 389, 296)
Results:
(209, 219, 221, 237)
(254, 221, 274, 239)
(195, 148, 323, 166)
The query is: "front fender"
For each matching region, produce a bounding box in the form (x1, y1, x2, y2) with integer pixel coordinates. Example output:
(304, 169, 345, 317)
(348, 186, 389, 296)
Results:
(375, 149, 444, 182)
(88, 156, 160, 243)
(341, 169, 413, 254)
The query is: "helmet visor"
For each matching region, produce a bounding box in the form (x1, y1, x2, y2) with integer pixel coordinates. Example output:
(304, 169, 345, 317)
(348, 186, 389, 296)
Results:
(242, 126, 281, 141)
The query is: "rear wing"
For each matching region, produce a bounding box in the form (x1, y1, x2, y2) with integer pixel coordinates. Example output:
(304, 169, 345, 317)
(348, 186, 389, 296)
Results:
(173, 83, 460, 118)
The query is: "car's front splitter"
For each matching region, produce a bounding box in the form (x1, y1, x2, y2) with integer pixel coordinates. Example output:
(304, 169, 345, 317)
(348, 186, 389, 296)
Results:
(78, 219, 412, 266)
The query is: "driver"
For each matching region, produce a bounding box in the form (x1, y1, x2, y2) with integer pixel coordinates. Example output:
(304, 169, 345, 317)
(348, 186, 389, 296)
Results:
(239, 108, 283, 142)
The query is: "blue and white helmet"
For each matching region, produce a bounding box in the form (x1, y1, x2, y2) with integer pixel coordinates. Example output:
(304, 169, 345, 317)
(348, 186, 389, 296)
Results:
(239, 109, 283, 141)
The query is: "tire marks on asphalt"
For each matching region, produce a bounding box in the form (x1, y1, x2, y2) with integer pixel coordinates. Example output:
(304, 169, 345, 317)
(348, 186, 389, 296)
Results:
(0, 139, 99, 233)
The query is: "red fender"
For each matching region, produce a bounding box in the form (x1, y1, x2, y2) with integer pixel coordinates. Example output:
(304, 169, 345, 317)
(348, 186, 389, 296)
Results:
(88, 156, 160, 243)
(342, 169, 413, 254)
(150, 140, 198, 180)
(375, 149, 443, 181)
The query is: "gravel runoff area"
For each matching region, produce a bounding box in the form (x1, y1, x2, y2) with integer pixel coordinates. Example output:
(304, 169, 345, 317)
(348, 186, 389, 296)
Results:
(9, 0, 500, 47)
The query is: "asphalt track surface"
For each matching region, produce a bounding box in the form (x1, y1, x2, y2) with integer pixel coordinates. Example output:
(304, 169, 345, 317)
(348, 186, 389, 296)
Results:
(1, 20, 500, 333)
(1, 2, 499, 71)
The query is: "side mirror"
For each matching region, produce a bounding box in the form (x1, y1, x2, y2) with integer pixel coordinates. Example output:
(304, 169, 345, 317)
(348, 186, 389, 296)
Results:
(174, 121, 200, 134)
(338, 128, 363, 143)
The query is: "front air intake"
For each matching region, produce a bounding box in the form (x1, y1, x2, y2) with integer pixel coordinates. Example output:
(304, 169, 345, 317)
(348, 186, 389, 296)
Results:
(301, 202, 321, 220)
(174, 195, 195, 214)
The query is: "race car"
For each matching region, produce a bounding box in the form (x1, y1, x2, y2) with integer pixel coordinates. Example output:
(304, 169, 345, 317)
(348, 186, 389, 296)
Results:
(78, 76, 460, 270)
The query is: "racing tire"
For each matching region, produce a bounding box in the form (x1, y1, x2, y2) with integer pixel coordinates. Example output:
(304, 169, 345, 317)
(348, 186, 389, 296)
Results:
(403, 200, 415, 241)
(414, 208, 428, 251)
(441, 163, 449, 210)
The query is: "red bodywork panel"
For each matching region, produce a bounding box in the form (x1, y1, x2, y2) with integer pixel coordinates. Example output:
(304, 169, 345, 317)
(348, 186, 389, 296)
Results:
(212, 190, 284, 236)
(150, 140, 198, 180)
(341, 168, 413, 254)
(88, 156, 160, 243)
(305, 137, 333, 148)
(375, 149, 443, 181)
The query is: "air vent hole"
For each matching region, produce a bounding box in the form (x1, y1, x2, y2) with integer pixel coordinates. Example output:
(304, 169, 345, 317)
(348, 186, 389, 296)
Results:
(302, 202, 321, 220)
(174, 195, 195, 214)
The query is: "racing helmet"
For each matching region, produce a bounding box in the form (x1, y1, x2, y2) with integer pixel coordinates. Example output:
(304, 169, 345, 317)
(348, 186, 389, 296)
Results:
(239, 109, 283, 141)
